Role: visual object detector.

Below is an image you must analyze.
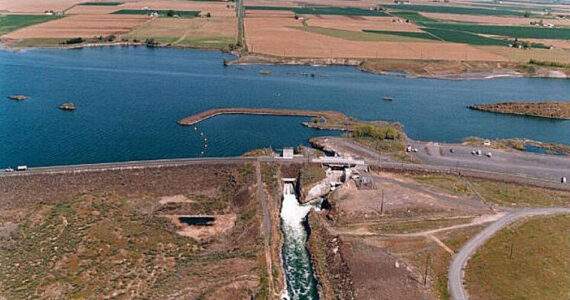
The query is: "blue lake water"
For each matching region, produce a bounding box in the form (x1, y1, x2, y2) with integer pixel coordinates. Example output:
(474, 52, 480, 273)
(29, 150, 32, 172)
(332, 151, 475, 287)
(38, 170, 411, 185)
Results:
(1, 46, 569, 167)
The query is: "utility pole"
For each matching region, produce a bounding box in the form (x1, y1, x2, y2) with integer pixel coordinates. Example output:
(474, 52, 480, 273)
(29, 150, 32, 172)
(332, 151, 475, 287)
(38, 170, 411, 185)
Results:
(380, 189, 384, 215)
(423, 254, 430, 286)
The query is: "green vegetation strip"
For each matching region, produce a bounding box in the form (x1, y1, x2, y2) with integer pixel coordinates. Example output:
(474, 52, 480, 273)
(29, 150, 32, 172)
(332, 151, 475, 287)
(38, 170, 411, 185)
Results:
(418, 22, 570, 40)
(0, 15, 61, 36)
(79, 2, 123, 5)
(466, 215, 570, 300)
(389, 10, 438, 23)
(112, 9, 200, 17)
(245, 6, 389, 16)
(422, 27, 511, 46)
(362, 29, 439, 40)
(296, 26, 434, 42)
(383, 4, 532, 17)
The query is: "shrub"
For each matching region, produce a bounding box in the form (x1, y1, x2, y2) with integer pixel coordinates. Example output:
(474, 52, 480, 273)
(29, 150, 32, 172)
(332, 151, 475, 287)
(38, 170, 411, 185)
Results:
(62, 37, 84, 44)
(353, 124, 400, 140)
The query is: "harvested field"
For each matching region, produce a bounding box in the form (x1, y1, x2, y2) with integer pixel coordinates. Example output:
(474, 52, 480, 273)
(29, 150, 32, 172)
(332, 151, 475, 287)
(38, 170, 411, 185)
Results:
(3, 14, 150, 39)
(0, 163, 266, 299)
(305, 15, 423, 32)
(0, 0, 79, 13)
(246, 5, 389, 16)
(298, 26, 435, 43)
(127, 16, 236, 48)
(119, 0, 235, 17)
(66, 4, 125, 15)
(422, 12, 570, 26)
(246, 0, 381, 9)
(244, 16, 507, 60)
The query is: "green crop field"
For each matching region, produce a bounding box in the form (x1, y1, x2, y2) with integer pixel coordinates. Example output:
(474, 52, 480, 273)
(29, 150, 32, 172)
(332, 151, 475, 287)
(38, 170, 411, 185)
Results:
(422, 28, 510, 45)
(418, 22, 570, 40)
(363, 29, 439, 40)
(383, 4, 533, 17)
(79, 2, 123, 5)
(0, 15, 61, 36)
(389, 11, 438, 23)
(112, 9, 200, 17)
(245, 6, 389, 16)
(296, 26, 436, 42)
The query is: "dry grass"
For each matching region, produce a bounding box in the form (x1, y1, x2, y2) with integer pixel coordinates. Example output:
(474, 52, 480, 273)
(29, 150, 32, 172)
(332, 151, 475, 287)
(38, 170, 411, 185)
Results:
(466, 214, 570, 300)
(305, 15, 423, 33)
(127, 17, 236, 49)
(482, 45, 570, 63)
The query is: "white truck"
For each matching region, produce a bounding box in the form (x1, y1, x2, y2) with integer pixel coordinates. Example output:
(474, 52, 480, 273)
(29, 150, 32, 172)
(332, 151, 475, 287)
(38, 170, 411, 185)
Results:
(16, 165, 28, 171)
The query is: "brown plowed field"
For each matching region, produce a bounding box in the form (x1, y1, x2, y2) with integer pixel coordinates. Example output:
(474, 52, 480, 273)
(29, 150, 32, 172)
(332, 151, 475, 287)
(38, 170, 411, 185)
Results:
(244, 16, 508, 60)
(3, 14, 150, 39)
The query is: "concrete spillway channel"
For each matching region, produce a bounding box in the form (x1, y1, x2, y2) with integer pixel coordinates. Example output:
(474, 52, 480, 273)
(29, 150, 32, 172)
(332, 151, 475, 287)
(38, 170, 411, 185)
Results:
(280, 182, 322, 300)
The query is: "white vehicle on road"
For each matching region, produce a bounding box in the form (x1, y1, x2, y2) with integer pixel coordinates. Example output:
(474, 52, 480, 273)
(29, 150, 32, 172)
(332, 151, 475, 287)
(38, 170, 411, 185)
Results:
(16, 165, 28, 171)
(4, 167, 14, 172)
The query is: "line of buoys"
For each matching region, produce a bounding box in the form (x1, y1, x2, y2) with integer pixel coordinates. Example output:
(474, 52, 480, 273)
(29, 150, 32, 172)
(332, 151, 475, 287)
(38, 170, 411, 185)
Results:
(192, 126, 209, 156)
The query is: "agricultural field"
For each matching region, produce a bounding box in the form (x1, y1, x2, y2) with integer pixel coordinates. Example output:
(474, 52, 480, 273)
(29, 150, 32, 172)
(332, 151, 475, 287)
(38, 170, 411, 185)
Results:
(466, 214, 570, 300)
(127, 16, 236, 49)
(2, 14, 150, 40)
(246, 6, 389, 16)
(418, 22, 570, 40)
(0, 0, 79, 13)
(112, 9, 201, 17)
(0, 15, 61, 36)
(382, 4, 534, 17)
(244, 13, 507, 61)
(78, 1, 123, 5)
(0, 164, 267, 299)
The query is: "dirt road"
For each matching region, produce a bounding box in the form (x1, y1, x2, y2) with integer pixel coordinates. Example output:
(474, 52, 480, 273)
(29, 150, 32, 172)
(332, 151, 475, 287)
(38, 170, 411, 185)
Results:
(448, 207, 570, 300)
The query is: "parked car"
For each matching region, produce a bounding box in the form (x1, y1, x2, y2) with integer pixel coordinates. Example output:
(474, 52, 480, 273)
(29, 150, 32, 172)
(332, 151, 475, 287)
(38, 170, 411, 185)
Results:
(4, 167, 14, 172)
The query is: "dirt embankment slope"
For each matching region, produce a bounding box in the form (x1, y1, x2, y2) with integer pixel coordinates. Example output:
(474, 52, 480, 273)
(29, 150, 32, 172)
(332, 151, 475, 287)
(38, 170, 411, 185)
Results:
(469, 101, 570, 119)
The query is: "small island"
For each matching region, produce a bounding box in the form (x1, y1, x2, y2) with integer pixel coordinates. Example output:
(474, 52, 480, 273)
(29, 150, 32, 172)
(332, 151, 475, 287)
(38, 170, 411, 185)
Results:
(469, 102, 570, 120)
(58, 102, 76, 111)
(8, 95, 29, 101)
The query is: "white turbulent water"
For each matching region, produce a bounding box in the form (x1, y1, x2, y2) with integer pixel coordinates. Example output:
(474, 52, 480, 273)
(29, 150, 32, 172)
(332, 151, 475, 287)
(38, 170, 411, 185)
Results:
(280, 183, 320, 300)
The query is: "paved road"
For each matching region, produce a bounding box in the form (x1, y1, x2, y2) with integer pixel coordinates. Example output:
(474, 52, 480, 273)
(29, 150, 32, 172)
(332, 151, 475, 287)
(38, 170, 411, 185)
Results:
(0, 156, 308, 177)
(448, 207, 570, 300)
(408, 140, 570, 184)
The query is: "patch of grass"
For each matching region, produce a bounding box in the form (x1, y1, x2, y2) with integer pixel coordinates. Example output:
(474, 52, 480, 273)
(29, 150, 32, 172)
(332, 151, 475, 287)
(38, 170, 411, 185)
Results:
(470, 179, 570, 207)
(112, 9, 200, 17)
(466, 214, 570, 300)
(300, 165, 326, 188)
(411, 175, 474, 195)
(177, 36, 235, 49)
(79, 2, 123, 5)
(529, 58, 570, 69)
(383, 4, 532, 17)
(0, 15, 62, 36)
(11, 38, 68, 47)
(362, 29, 440, 40)
(246, 6, 389, 16)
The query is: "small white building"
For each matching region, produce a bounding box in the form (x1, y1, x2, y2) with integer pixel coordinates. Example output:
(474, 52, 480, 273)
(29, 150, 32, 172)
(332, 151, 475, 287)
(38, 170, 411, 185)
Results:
(283, 147, 294, 159)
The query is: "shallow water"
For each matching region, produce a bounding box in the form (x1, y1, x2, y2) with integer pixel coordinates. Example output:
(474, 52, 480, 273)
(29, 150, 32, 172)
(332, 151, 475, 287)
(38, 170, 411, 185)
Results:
(1, 47, 569, 167)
